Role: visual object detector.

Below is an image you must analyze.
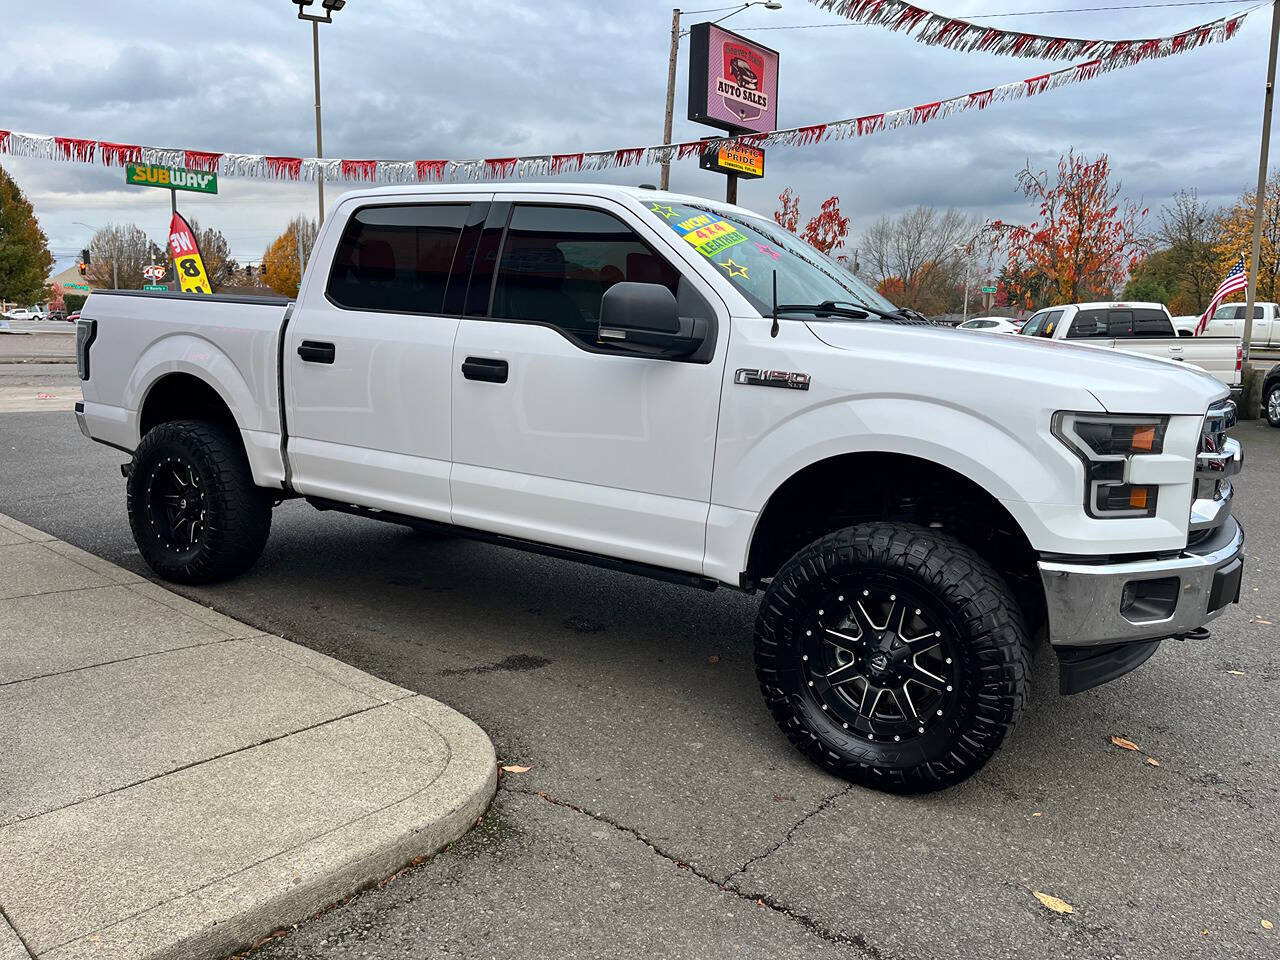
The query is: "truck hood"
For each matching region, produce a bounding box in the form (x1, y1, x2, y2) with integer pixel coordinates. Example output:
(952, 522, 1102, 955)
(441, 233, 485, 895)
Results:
(804, 321, 1228, 416)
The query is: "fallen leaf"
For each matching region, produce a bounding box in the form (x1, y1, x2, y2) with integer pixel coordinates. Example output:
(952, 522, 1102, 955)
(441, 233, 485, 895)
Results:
(1227, 670, 1246, 676)
(501, 764, 531, 774)
(1201, 929, 1209, 936)
(1032, 812, 1043, 817)
(707, 654, 720, 664)
(1033, 891, 1074, 914)
(1110, 735, 1141, 752)
(1249, 617, 1273, 625)
(1263, 919, 1274, 930)
(1146, 757, 1160, 767)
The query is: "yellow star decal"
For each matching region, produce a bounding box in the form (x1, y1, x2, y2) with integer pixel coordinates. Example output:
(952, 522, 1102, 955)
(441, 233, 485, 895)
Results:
(718, 258, 749, 279)
(649, 203, 678, 218)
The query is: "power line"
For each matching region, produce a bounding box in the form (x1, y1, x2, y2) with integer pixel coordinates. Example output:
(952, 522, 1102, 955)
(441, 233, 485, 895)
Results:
(738, 0, 1251, 30)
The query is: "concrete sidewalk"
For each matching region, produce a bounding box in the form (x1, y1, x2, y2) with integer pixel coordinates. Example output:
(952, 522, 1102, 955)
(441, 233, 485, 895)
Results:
(0, 512, 496, 960)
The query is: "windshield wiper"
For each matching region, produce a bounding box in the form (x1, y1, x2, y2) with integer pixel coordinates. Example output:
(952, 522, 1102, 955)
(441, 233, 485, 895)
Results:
(776, 300, 931, 325)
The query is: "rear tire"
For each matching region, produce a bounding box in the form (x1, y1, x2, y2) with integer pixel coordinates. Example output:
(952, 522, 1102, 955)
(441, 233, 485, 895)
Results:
(127, 420, 272, 584)
(754, 522, 1029, 793)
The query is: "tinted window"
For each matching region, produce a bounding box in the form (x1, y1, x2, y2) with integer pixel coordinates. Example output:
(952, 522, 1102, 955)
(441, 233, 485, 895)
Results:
(328, 204, 468, 314)
(1021, 311, 1049, 336)
(1066, 309, 1109, 339)
(491, 205, 680, 342)
(1034, 309, 1064, 338)
(1109, 308, 1174, 338)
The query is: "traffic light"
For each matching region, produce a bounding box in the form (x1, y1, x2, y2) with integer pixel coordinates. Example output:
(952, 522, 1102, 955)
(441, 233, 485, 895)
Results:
(81, 248, 91, 266)
(244, 264, 254, 277)
(78, 262, 87, 277)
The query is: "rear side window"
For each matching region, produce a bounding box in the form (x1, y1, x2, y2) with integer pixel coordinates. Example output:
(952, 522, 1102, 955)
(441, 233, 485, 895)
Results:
(1109, 308, 1174, 338)
(1212, 305, 1241, 321)
(491, 205, 680, 343)
(328, 204, 468, 314)
(1066, 309, 1109, 339)
(1033, 309, 1063, 338)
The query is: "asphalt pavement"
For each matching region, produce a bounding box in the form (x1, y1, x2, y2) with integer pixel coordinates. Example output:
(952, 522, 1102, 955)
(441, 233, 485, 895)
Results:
(0, 408, 1276, 960)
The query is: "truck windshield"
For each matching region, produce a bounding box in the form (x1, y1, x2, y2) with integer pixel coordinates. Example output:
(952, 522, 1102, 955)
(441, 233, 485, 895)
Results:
(643, 199, 895, 317)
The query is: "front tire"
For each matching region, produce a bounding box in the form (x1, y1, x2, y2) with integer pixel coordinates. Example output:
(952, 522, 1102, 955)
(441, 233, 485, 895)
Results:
(1266, 383, 1280, 428)
(754, 522, 1029, 793)
(127, 420, 272, 584)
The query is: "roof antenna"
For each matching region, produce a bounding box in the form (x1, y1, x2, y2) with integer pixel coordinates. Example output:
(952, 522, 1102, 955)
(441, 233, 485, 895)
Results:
(770, 269, 780, 338)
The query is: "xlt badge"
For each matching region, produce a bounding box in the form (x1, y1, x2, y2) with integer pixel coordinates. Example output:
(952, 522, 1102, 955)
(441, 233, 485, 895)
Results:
(735, 368, 810, 390)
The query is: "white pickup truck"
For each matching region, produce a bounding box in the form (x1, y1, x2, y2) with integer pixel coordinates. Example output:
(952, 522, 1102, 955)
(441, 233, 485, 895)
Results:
(74, 183, 1245, 793)
(1198, 301, 1280, 348)
(1021, 301, 1242, 395)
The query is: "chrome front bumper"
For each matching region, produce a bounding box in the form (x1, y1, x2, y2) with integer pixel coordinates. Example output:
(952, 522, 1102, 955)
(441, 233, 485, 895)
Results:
(1038, 515, 1244, 648)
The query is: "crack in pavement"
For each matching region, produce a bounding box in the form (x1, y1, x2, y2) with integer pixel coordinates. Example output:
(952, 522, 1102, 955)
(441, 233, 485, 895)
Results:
(725, 783, 856, 888)
(501, 781, 885, 958)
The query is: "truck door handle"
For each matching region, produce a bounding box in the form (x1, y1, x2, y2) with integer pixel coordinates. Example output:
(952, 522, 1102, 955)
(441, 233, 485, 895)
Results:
(298, 340, 335, 364)
(462, 356, 508, 383)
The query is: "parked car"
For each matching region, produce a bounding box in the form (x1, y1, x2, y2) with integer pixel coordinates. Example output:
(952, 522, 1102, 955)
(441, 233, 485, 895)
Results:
(1019, 301, 1242, 395)
(957, 316, 1020, 334)
(66, 312, 81, 323)
(1263, 362, 1280, 427)
(74, 183, 1244, 793)
(1172, 315, 1200, 338)
(3, 307, 38, 321)
(46, 309, 67, 322)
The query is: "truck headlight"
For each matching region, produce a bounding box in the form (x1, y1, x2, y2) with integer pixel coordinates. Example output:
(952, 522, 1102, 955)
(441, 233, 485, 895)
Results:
(1052, 412, 1169, 519)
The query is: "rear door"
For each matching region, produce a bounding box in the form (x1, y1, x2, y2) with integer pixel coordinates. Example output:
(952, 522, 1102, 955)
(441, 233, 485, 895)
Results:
(285, 194, 490, 520)
(448, 195, 729, 573)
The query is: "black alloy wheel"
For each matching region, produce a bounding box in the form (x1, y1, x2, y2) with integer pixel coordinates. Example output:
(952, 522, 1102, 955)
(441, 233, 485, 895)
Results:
(755, 522, 1029, 793)
(127, 419, 272, 583)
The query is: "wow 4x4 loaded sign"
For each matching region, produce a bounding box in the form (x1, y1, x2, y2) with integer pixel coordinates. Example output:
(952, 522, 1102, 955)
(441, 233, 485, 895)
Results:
(125, 163, 218, 195)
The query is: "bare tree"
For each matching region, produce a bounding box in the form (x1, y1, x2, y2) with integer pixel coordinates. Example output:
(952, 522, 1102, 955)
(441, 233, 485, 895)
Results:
(183, 218, 238, 290)
(1155, 189, 1219, 313)
(87, 223, 163, 290)
(860, 206, 977, 314)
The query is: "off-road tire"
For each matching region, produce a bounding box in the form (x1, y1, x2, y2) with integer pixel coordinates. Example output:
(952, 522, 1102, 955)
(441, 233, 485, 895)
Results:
(754, 522, 1029, 793)
(127, 419, 272, 584)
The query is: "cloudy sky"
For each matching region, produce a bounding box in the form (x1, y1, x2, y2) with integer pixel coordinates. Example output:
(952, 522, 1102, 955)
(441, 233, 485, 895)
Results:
(0, 0, 1271, 276)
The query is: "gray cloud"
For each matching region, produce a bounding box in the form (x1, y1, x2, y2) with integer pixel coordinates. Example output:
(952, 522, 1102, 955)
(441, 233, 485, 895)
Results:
(0, 0, 1269, 273)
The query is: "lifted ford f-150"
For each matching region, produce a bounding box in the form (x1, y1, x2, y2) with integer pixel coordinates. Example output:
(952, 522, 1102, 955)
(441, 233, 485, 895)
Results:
(74, 183, 1244, 792)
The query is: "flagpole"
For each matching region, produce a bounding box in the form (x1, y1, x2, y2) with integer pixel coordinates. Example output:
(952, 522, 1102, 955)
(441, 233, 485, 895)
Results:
(1244, 0, 1280, 359)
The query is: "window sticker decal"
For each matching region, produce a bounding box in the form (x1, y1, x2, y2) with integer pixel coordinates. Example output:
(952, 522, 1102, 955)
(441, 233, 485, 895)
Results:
(718, 258, 749, 279)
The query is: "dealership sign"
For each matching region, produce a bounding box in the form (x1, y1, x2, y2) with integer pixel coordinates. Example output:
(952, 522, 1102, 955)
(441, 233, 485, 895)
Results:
(125, 163, 218, 195)
(699, 141, 764, 179)
(687, 22, 779, 134)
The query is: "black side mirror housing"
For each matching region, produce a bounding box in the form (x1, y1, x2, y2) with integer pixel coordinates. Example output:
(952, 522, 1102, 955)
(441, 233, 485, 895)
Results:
(597, 282, 708, 358)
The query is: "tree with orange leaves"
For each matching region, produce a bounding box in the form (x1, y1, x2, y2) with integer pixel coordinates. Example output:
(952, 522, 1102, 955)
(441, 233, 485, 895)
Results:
(773, 188, 850, 258)
(990, 150, 1146, 308)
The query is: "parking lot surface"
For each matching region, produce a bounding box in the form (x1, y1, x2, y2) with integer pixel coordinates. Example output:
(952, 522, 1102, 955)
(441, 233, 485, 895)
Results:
(0, 409, 1275, 960)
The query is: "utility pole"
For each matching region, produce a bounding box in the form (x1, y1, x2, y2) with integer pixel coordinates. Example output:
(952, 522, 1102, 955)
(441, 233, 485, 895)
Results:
(1244, 0, 1280, 358)
(312, 17, 325, 224)
(660, 8, 681, 191)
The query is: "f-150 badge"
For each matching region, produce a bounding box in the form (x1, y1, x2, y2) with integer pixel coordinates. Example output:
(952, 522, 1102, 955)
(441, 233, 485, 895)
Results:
(735, 368, 810, 390)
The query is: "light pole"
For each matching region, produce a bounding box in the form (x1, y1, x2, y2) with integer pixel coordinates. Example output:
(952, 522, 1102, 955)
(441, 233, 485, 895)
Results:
(659, 1, 781, 191)
(1244, 0, 1279, 362)
(290, 0, 346, 225)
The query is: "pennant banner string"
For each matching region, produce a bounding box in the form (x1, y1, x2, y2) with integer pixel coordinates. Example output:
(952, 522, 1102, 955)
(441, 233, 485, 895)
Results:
(0, 16, 1249, 186)
(805, 0, 1258, 62)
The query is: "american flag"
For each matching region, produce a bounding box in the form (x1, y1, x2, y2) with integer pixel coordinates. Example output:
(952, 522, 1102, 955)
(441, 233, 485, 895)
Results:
(1195, 256, 1248, 335)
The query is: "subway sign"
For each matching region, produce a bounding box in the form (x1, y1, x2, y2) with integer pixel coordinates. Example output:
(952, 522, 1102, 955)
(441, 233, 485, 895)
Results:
(125, 163, 218, 195)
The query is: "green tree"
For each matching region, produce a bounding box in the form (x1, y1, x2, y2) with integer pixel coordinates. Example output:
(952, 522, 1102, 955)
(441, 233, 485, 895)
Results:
(1122, 252, 1173, 304)
(0, 168, 54, 304)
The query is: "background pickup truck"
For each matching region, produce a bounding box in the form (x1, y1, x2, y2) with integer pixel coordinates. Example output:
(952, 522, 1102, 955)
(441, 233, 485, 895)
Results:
(1021, 301, 1242, 395)
(74, 183, 1245, 794)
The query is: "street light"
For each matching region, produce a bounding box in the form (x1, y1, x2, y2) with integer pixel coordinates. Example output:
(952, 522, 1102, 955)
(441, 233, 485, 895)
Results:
(290, 0, 346, 224)
(659, 2, 782, 191)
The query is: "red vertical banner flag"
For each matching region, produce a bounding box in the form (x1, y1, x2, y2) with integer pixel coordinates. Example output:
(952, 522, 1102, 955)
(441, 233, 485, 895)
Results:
(168, 212, 213, 294)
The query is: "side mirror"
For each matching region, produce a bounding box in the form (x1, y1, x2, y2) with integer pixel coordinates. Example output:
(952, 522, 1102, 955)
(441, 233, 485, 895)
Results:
(597, 282, 707, 357)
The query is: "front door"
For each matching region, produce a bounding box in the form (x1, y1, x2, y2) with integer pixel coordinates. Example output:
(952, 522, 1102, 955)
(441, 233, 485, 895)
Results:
(449, 196, 729, 574)
(285, 195, 489, 521)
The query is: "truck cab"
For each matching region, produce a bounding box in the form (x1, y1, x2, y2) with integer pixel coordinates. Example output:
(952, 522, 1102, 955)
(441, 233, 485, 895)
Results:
(74, 183, 1245, 794)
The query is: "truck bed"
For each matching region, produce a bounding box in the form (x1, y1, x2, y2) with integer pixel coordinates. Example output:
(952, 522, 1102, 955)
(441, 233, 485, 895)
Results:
(77, 289, 291, 483)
